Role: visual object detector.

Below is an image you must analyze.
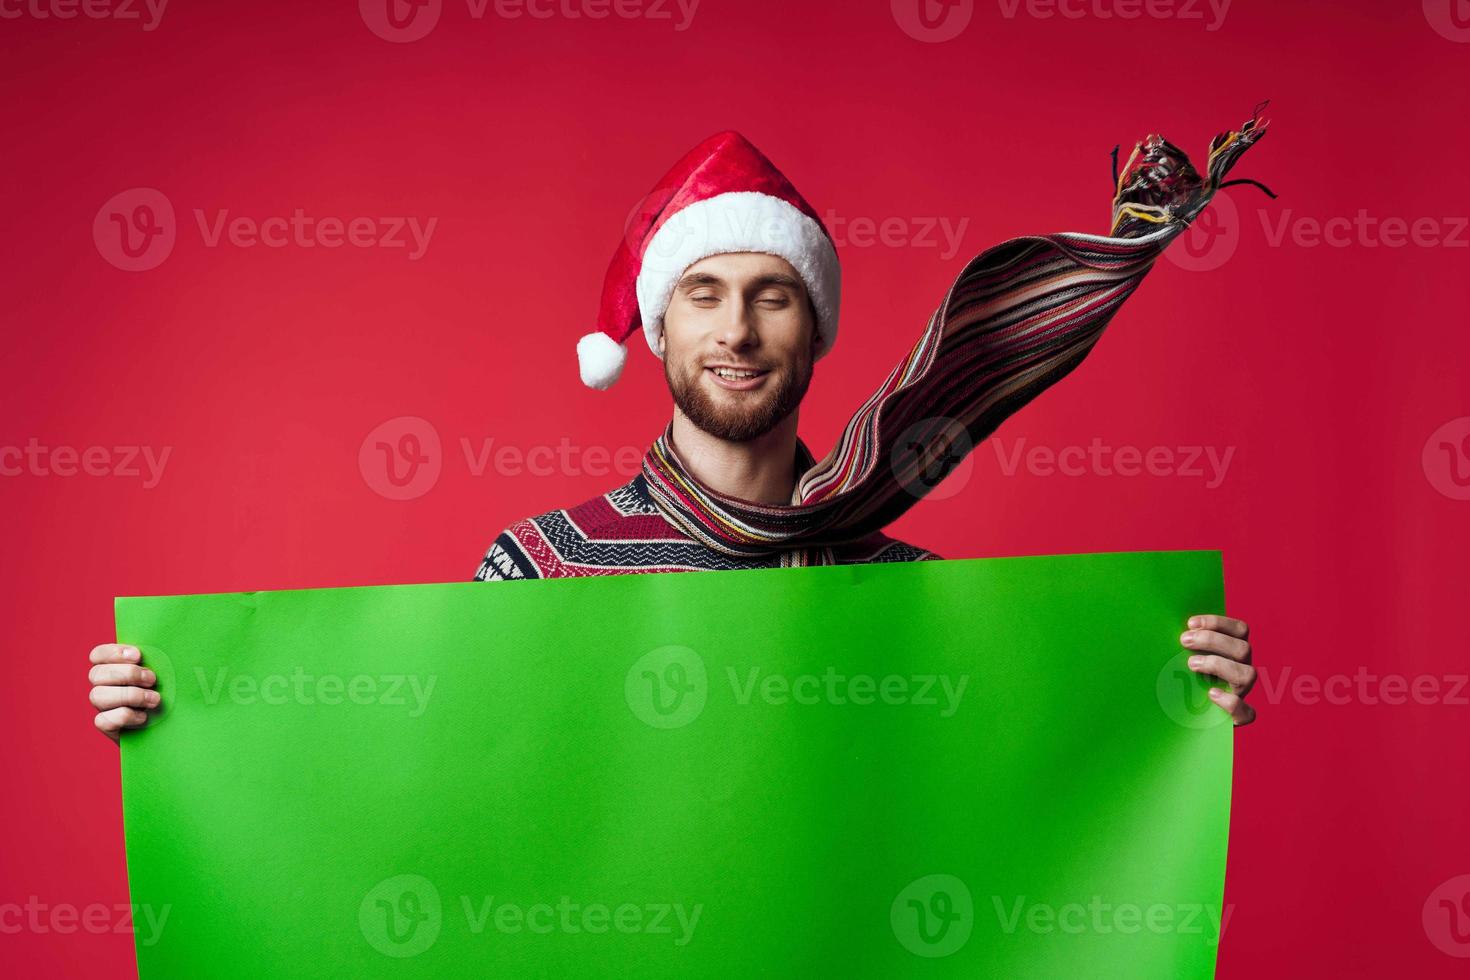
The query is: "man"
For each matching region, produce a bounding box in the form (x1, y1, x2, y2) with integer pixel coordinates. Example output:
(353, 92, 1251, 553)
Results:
(477, 247, 938, 578)
(89, 122, 1264, 736)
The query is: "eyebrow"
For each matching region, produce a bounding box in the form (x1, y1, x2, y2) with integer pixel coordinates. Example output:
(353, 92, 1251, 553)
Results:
(675, 271, 807, 293)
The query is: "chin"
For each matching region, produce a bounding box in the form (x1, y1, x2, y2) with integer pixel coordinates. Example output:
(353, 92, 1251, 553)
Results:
(667, 358, 812, 443)
(697, 405, 784, 442)
(686, 388, 786, 442)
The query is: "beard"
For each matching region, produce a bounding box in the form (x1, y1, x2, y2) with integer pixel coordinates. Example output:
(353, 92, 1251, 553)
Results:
(664, 352, 814, 442)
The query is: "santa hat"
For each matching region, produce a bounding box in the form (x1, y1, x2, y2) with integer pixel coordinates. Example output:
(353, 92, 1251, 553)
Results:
(576, 131, 842, 390)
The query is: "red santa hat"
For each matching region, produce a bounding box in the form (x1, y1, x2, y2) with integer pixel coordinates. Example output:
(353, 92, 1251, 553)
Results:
(576, 131, 842, 390)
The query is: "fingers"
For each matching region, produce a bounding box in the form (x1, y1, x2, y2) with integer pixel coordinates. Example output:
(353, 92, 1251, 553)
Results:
(1208, 688, 1257, 726)
(94, 706, 150, 738)
(1187, 614, 1249, 641)
(1184, 615, 1257, 725)
(1181, 626, 1251, 663)
(1187, 654, 1256, 695)
(90, 685, 161, 712)
(90, 643, 142, 665)
(89, 663, 156, 688)
(90, 644, 159, 742)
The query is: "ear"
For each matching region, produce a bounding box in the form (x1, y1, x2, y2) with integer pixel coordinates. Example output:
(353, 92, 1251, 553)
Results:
(656, 326, 666, 356)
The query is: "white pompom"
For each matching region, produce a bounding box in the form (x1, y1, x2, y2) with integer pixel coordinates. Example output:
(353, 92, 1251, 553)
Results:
(577, 332, 628, 390)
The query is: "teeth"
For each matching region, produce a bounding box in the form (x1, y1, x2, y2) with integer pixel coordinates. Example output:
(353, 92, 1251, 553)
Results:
(714, 368, 760, 379)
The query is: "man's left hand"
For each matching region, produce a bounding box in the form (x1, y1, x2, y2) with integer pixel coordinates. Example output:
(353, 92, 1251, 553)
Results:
(1182, 614, 1256, 726)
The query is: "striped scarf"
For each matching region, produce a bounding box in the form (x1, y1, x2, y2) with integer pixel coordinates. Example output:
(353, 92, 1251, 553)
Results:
(642, 104, 1273, 561)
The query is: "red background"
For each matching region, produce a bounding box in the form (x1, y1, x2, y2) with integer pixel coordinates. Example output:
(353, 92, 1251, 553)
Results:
(5, 0, 1469, 975)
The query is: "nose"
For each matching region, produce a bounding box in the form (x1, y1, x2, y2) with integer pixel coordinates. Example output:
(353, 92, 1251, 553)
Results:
(713, 299, 758, 352)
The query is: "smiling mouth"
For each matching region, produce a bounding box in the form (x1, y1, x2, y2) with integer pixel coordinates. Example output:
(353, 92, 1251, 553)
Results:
(705, 366, 770, 390)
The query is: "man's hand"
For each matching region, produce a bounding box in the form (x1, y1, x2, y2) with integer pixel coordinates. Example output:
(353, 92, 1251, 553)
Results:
(89, 644, 160, 743)
(1181, 614, 1256, 726)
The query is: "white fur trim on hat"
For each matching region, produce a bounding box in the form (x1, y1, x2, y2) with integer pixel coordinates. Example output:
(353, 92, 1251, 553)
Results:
(634, 191, 840, 360)
(576, 331, 628, 390)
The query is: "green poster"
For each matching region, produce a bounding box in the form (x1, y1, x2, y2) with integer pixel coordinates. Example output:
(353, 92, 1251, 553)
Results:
(117, 550, 1232, 978)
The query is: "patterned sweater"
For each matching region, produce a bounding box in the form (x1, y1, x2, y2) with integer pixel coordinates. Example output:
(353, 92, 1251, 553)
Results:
(474, 471, 938, 581)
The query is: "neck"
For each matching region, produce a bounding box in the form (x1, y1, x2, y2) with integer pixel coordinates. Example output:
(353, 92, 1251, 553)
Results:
(667, 407, 801, 505)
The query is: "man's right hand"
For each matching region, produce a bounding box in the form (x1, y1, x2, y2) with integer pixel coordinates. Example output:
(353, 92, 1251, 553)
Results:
(89, 644, 160, 743)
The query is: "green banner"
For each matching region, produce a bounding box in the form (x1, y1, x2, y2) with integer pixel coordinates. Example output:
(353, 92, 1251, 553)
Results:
(117, 550, 1232, 977)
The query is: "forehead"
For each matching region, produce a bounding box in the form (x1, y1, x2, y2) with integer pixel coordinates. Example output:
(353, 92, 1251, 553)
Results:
(682, 251, 802, 283)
